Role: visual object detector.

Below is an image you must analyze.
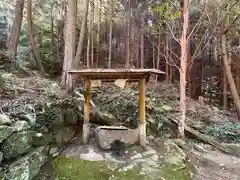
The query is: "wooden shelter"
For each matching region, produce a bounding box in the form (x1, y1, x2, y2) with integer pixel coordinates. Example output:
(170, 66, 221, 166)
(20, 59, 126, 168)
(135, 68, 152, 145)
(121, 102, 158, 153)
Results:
(67, 69, 165, 147)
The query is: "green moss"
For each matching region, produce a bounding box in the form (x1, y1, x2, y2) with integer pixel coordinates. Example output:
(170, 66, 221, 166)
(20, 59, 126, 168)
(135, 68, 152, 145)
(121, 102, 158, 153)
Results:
(52, 156, 152, 180)
(160, 164, 192, 180)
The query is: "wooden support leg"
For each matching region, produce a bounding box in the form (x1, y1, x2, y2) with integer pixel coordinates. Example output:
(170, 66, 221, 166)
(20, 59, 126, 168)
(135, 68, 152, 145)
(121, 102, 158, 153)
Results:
(139, 78, 147, 147)
(83, 77, 91, 144)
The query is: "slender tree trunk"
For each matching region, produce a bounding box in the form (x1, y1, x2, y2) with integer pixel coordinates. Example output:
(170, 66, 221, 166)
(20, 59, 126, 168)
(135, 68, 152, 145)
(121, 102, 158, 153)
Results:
(125, 5, 130, 68)
(108, 0, 113, 69)
(27, 0, 45, 74)
(8, 0, 25, 61)
(155, 28, 161, 86)
(165, 37, 169, 83)
(169, 39, 173, 84)
(221, 32, 240, 118)
(153, 39, 155, 68)
(51, 5, 54, 56)
(136, 29, 139, 68)
(140, 17, 144, 68)
(179, 0, 189, 138)
(96, 0, 101, 68)
(61, 0, 77, 91)
(91, 0, 95, 67)
(74, 0, 90, 68)
(86, 1, 92, 68)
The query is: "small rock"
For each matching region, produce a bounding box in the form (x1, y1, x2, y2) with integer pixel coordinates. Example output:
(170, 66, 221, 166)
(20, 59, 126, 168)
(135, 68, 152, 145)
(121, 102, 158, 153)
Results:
(194, 144, 207, 154)
(173, 138, 186, 149)
(49, 147, 59, 157)
(13, 121, 30, 132)
(80, 148, 104, 161)
(32, 133, 53, 146)
(131, 153, 143, 160)
(142, 148, 156, 156)
(147, 135, 155, 142)
(0, 114, 12, 125)
(95, 126, 138, 150)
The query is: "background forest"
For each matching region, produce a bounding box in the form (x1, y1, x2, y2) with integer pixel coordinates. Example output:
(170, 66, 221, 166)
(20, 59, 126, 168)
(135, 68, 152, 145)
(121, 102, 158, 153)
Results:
(0, 0, 240, 179)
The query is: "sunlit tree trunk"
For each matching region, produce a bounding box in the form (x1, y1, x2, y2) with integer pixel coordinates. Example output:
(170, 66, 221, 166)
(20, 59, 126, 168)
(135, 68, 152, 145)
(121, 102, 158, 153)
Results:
(27, 0, 45, 74)
(179, 0, 189, 138)
(221, 31, 240, 118)
(61, 0, 77, 91)
(75, 0, 90, 68)
(8, 0, 25, 61)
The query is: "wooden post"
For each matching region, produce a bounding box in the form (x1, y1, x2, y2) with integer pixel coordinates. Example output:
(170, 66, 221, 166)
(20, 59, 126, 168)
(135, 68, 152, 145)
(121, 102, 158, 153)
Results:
(139, 77, 146, 147)
(83, 76, 91, 144)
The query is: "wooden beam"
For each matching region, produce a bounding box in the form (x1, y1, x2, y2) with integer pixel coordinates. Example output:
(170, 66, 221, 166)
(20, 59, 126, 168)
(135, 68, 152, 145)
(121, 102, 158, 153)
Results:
(83, 76, 91, 144)
(139, 78, 146, 147)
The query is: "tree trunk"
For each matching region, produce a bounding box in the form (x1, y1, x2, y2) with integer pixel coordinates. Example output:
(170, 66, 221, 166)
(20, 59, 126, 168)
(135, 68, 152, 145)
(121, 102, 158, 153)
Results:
(221, 32, 240, 118)
(108, 0, 113, 69)
(91, 0, 95, 67)
(8, 0, 25, 61)
(155, 28, 161, 86)
(179, 0, 189, 138)
(61, 0, 77, 91)
(140, 17, 144, 68)
(27, 0, 45, 74)
(74, 0, 90, 68)
(86, 1, 92, 68)
(96, 0, 102, 68)
(165, 37, 169, 83)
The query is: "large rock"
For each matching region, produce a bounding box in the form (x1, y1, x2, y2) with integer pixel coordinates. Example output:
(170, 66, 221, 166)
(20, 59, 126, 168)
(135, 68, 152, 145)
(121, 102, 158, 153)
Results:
(155, 138, 186, 169)
(6, 146, 48, 180)
(0, 114, 12, 125)
(2, 130, 34, 160)
(63, 109, 79, 125)
(53, 126, 75, 145)
(0, 125, 15, 143)
(95, 126, 139, 150)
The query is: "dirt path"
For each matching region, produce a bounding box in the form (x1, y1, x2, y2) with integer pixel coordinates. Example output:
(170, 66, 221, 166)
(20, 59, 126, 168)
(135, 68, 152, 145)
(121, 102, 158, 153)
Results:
(189, 145, 240, 180)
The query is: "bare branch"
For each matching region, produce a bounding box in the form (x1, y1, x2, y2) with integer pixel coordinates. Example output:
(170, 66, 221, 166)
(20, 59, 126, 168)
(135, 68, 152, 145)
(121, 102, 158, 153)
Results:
(224, 14, 240, 34)
(187, 11, 206, 40)
(165, 22, 180, 44)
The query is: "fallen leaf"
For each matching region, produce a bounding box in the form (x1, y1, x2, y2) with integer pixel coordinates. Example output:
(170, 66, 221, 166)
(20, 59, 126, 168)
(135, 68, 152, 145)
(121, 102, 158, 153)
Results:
(114, 79, 128, 89)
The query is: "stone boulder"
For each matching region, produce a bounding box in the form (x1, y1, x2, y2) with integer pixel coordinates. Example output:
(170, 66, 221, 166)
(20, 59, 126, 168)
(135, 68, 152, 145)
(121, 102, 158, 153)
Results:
(6, 146, 48, 180)
(95, 126, 139, 150)
(2, 130, 34, 160)
(53, 126, 75, 145)
(0, 125, 15, 143)
(155, 138, 186, 169)
(0, 114, 12, 125)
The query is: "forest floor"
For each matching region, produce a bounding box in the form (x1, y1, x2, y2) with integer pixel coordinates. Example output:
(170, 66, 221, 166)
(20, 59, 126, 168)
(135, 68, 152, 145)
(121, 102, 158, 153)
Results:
(1, 71, 240, 180)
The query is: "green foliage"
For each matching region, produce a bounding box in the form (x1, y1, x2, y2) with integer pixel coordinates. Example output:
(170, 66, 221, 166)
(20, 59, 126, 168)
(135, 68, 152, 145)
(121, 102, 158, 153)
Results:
(204, 121, 240, 143)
